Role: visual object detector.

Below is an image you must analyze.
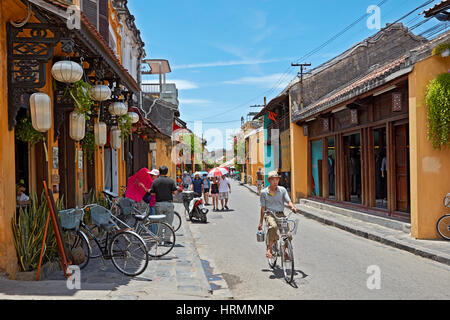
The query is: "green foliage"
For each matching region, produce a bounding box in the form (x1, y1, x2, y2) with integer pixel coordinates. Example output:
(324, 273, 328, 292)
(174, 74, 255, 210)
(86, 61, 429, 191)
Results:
(11, 192, 65, 272)
(69, 80, 94, 120)
(81, 132, 95, 164)
(426, 73, 450, 150)
(15, 115, 44, 146)
(117, 113, 132, 139)
(432, 42, 450, 56)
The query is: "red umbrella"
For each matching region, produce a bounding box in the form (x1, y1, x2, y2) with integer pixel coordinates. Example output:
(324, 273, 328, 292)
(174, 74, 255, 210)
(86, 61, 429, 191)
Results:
(207, 167, 229, 178)
(125, 168, 153, 202)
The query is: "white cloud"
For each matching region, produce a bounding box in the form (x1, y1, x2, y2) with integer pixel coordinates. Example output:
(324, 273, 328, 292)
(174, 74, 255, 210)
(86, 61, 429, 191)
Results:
(179, 99, 212, 105)
(172, 58, 290, 70)
(142, 79, 198, 90)
(223, 73, 293, 90)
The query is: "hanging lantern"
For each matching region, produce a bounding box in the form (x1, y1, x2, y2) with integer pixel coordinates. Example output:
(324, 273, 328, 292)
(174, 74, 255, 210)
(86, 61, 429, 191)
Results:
(109, 102, 127, 116)
(94, 122, 107, 146)
(128, 112, 139, 124)
(111, 127, 122, 150)
(90, 85, 111, 102)
(51, 60, 84, 84)
(69, 111, 86, 141)
(29, 93, 52, 132)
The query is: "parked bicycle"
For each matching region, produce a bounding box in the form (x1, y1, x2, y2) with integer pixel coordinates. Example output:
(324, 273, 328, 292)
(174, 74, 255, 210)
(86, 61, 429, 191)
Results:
(59, 204, 149, 276)
(102, 191, 182, 233)
(261, 209, 299, 284)
(436, 193, 450, 240)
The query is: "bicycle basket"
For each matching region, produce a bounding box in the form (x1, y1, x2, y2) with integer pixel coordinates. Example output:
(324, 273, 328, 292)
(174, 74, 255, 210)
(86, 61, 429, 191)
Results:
(90, 205, 112, 226)
(118, 197, 135, 215)
(59, 208, 84, 230)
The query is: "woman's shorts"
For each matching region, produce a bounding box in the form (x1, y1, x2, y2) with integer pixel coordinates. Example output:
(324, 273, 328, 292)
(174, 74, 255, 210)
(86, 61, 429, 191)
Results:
(204, 188, 210, 193)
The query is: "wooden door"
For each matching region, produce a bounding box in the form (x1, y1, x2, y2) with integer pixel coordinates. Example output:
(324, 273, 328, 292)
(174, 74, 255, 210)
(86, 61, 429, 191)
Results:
(394, 124, 410, 213)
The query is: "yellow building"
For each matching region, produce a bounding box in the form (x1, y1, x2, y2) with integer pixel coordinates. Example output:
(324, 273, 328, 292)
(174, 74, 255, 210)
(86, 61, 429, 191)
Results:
(288, 26, 449, 239)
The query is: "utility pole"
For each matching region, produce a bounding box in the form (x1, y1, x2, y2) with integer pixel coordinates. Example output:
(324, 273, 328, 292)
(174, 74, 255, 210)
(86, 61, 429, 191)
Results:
(291, 63, 311, 109)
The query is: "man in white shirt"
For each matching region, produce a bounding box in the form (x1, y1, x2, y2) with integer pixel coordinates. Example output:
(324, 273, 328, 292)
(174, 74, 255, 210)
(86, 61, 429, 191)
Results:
(218, 174, 231, 211)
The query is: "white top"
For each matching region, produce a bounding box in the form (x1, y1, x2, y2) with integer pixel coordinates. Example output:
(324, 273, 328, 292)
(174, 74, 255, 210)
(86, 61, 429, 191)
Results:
(17, 193, 29, 202)
(218, 177, 230, 193)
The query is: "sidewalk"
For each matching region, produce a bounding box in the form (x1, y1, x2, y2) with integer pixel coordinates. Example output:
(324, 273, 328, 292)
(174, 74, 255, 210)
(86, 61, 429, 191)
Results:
(242, 183, 450, 266)
(0, 203, 213, 300)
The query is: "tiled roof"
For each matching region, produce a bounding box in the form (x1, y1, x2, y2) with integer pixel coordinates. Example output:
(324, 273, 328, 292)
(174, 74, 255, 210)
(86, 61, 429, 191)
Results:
(294, 30, 450, 122)
(422, 0, 450, 17)
(40, 0, 140, 92)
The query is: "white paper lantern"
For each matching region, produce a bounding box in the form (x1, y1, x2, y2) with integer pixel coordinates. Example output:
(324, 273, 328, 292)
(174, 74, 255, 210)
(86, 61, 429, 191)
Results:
(109, 102, 127, 116)
(51, 61, 84, 84)
(128, 112, 139, 124)
(111, 127, 121, 150)
(29, 93, 52, 132)
(69, 111, 86, 141)
(90, 85, 111, 102)
(94, 122, 107, 146)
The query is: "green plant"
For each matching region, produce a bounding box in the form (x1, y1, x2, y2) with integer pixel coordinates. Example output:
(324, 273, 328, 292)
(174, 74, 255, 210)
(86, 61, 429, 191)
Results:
(426, 73, 450, 150)
(11, 192, 64, 272)
(15, 115, 44, 146)
(432, 42, 450, 56)
(69, 80, 94, 120)
(117, 113, 132, 139)
(81, 132, 95, 164)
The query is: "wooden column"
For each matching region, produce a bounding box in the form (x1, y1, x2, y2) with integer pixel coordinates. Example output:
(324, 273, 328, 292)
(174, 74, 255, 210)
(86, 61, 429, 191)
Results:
(307, 140, 312, 197)
(387, 122, 396, 214)
(367, 128, 376, 207)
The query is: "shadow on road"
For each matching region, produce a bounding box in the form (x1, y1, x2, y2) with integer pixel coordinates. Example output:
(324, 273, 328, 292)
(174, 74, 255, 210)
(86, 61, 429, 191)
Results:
(261, 267, 308, 288)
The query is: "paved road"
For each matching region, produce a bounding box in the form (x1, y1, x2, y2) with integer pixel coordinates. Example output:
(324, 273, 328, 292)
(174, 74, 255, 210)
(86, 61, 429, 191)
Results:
(188, 180, 450, 300)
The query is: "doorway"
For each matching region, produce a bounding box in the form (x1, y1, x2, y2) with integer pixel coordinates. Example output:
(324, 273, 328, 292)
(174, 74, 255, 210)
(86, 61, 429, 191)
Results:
(327, 137, 336, 200)
(395, 123, 410, 213)
(311, 140, 323, 196)
(373, 127, 387, 209)
(343, 133, 361, 204)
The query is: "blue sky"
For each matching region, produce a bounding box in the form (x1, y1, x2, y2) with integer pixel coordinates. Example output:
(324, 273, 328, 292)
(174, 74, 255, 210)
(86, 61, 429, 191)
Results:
(128, 0, 445, 150)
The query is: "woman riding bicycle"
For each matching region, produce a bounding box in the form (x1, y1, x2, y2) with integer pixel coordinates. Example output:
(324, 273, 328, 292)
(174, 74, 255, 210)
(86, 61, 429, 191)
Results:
(258, 171, 299, 259)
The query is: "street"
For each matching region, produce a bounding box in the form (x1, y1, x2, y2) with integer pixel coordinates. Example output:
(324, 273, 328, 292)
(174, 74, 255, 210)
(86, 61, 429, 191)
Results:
(188, 180, 450, 300)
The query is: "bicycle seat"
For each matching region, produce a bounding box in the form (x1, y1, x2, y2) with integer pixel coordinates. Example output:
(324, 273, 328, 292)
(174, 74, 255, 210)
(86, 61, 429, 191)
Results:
(134, 213, 148, 221)
(147, 215, 166, 221)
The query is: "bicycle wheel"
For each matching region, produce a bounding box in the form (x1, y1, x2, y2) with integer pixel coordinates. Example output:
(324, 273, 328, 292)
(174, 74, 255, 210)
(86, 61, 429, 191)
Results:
(63, 229, 91, 270)
(172, 211, 182, 232)
(280, 239, 295, 284)
(437, 214, 450, 240)
(265, 236, 278, 269)
(109, 230, 149, 276)
(139, 221, 176, 257)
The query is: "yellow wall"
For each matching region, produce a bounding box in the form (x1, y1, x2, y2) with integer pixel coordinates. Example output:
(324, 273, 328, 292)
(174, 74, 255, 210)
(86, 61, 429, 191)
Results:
(409, 53, 450, 239)
(289, 91, 309, 203)
(156, 136, 176, 179)
(248, 129, 265, 186)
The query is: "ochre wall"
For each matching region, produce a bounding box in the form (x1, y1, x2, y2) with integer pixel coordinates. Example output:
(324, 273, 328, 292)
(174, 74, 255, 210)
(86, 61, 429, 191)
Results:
(289, 92, 309, 203)
(409, 53, 450, 239)
(156, 136, 176, 179)
(248, 129, 265, 186)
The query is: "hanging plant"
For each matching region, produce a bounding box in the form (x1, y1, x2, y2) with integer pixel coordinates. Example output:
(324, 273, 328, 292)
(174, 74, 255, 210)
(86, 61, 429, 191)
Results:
(117, 113, 132, 139)
(81, 132, 95, 164)
(15, 115, 44, 146)
(68, 80, 94, 120)
(426, 72, 450, 150)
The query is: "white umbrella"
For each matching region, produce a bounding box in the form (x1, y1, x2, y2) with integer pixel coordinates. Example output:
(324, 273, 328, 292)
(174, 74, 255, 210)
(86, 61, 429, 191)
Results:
(207, 167, 229, 177)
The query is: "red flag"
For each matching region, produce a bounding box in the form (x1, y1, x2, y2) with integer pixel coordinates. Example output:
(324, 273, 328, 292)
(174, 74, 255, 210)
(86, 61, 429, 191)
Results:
(268, 111, 278, 123)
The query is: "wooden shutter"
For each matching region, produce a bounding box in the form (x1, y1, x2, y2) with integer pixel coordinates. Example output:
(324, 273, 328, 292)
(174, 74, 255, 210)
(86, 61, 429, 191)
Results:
(82, 0, 98, 29)
(98, 0, 109, 43)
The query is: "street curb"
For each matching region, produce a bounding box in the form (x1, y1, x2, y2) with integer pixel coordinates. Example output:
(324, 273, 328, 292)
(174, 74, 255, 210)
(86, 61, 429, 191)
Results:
(176, 204, 234, 300)
(242, 183, 450, 266)
(175, 204, 214, 297)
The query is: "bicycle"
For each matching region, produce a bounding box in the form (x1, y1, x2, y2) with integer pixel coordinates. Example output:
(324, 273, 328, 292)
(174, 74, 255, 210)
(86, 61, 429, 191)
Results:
(436, 193, 450, 240)
(60, 204, 149, 276)
(263, 210, 299, 284)
(103, 191, 182, 233)
(102, 195, 177, 258)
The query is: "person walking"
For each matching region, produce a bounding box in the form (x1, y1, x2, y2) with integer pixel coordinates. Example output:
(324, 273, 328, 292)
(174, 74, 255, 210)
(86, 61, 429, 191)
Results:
(142, 169, 160, 216)
(150, 166, 178, 228)
(218, 174, 231, 211)
(182, 171, 192, 191)
(256, 167, 264, 195)
(210, 176, 219, 211)
(202, 174, 211, 205)
(192, 172, 204, 196)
